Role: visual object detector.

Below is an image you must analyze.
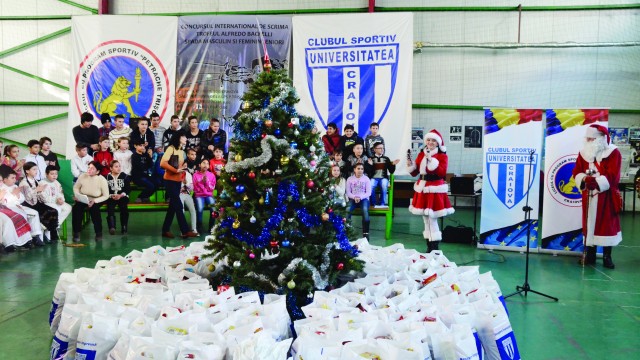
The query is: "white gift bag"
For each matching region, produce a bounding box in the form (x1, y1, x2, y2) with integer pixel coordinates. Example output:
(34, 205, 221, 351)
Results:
(291, 333, 342, 360)
(75, 312, 120, 360)
(50, 273, 77, 335)
(475, 304, 520, 360)
(151, 313, 197, 347)
(124, 336, 177, 360)
(50, 303, 91, 360)
(107, 330, 133, 360)
(340, 339, 392, 360)
(231, 333, 293, 360)
(177, 340, 224, 360)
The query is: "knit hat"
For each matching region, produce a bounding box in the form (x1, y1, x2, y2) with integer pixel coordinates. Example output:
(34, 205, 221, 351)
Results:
(585, 124, 610, 144)
(425, 129, 446, 152)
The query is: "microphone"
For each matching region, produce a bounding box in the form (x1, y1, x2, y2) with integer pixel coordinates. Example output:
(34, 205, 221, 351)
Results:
(406, 149, 412, 161)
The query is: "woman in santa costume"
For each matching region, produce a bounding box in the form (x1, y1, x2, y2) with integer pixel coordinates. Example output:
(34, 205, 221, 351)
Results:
(407, 129, 455, 252)
(572, 124, 622, 269)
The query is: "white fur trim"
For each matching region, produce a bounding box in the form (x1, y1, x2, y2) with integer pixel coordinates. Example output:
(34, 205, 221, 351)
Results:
(407, 164, 416, 173)
(595, 175, 610, 192)
(439, 146, 446, 152)
(592, 232, 622, 247)
(413, 182, 448, 193)
(430, 231, 443, 241)
(596, 144, 616, 163)
(574, 173, 586, 189)
(409, 205, 455, 217)
(585, 127, 602, 138)
(425, 132, 442, 146)
(426, 157, 439, 171)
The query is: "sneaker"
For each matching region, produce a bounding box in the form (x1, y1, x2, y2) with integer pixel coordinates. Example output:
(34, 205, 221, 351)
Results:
(72, 233, 80, 243)
(162, 232, 175, 239)
(181, 231, 200, 239)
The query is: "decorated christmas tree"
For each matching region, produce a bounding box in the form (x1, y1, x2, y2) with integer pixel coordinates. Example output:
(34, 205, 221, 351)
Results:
(204, 68, 362, 314)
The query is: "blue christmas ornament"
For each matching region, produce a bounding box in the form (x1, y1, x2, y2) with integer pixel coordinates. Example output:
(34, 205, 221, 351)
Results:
(282, 240, 290, 247)
(290, 141, 298, 149)
(234, 201, 242, 208)
(278, 230, 285, 236)
(236, 185, 246, 194)
(274, 129, 281, 136)
(265, 192, 271, 205)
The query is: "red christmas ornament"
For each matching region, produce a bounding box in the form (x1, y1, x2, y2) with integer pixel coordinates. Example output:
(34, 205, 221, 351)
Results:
(230, 175, 237, 182)
(318, 187, 325, 194)
(328, 208, 333, 213)
(248, 171, 256, 179)
(306, 179, 315, 189)
(288, 122, 294, 128)
(261, 133, 267, 139)
(342, 217, 347, 223)
(212, 211, 220, 218)
(270, 240, 278, 247)
(337, 263, 344, 270)
(249, 253, 255, 259)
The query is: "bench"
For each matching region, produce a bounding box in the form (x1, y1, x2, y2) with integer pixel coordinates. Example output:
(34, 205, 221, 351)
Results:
(350, 174, 395, 240)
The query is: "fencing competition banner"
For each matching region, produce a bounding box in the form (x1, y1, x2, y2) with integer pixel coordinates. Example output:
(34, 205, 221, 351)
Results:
(480, 109, 543, 251)
(292, 13, 413, 173)
(541, 109, 609, 255)
(177, 15, 292, 134)
(67, 16, 177, 158)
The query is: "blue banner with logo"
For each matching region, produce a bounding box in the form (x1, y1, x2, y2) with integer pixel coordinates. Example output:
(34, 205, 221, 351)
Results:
(480, 109, 543, 251)
(67, 16, 178, 158)
(176, 15, 291, 134)
(541, 109, 609, 254)
(292, 13, 413, 174)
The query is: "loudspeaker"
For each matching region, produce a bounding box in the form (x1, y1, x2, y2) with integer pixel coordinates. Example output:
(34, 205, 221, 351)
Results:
(443, 225, 475, 244)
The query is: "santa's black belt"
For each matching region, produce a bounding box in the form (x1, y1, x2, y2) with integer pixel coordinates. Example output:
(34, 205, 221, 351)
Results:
(420, 174, 442, 181)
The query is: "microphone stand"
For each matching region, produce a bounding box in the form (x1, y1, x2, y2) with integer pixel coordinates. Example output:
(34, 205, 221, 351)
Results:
(505, 150, 558, 301)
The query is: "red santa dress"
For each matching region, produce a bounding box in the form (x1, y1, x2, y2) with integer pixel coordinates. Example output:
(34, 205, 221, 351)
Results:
(572, 145, 622, 247)
(408, 147, 455, 218)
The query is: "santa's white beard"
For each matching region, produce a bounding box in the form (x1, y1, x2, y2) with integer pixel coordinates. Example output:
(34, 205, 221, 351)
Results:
(582, 136, 607, 161)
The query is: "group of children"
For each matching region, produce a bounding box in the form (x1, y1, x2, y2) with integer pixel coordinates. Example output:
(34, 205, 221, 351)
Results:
(1, 138, 68, 251)
(323, 122, 400, 240)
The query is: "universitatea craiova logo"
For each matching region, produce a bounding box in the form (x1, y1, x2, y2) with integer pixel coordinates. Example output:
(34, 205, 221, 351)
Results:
(304, 35, 399, 133)
(547, 154, 581, 207)
(74, 40, 170, 123)
(485, 147, 537, 209)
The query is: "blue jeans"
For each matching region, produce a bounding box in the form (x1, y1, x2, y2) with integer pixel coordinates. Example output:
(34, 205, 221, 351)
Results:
(133, 176, 157, 199)
(194, 196, 215, 229)
(348, 198, 370, 222)
(370, 177, 389, 205)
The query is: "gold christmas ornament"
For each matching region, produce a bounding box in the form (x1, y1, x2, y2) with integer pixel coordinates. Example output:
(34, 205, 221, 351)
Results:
(287, 280, 296, 289)
(265, 119, 273, 128)
(208, 263, 216, 272)
(233, 219, 241, 229)
(242, 101, 250, 110)
(259, 196, 265, 205)
(243, 194, 249, 201)
(235, 154, 243, 162)
(322, 213, 329, 221)
(280, 155, 290, 166)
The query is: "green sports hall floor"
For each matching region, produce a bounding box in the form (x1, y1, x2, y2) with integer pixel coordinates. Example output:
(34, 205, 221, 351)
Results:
(0, 207, 638, 359)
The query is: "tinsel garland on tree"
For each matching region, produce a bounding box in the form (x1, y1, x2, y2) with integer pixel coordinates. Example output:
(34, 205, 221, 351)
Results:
(204, 69, 363, 310)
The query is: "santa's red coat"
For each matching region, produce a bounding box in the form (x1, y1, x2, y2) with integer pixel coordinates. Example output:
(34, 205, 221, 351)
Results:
(572, 145, 622, 247)
(408, 148, 454, 217)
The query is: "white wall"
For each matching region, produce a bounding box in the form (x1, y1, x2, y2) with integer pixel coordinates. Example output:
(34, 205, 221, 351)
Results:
(1, 0, 638, 175)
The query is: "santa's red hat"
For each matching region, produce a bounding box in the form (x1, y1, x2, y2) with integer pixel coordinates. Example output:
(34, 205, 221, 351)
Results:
(425, 129, 446, 152)
(585, 124, 610, 144)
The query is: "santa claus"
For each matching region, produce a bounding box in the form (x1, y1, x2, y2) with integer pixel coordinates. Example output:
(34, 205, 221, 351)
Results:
(572, 124, 622, 269)
(407, 129, 455, 252)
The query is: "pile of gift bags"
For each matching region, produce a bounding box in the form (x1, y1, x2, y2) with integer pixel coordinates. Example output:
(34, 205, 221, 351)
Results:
(48, 239, 520, 360)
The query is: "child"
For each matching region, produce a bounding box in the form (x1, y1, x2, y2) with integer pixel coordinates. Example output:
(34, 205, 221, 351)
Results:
(41, 166, 71, 235)
(364, 122, 385, 158)
(71, 144, 93, 180)
(329, 164, 347, 207)
(130, 117, 155, 156)
(23, 140, 47, 181)
(1, 168, 44, 245)
(130, 138, 156, 203)
(332, 149, 348, 180)
(339, 124, 364, 160)
(0, 171, 32, 251)
(180, 171, 198, 235)
(3, 145, 25, 181)
(209, 147, 227, 177)
(113, 137, 132, 175)
(20, 162, 59, 242)
(162, 115, 182, 150)
(185, 148, 201, 175)
(93, 136, 113, 176)
(105, 160, 131, 235)
(346, 143, 373, 177)
(149, 112, 166, 178)
(322, 122, 341, 155)
(193, 158, 216, 233)
(39, 137, 59, 170)
(98, 113, 112, 138)
(109, 114, 132, 150)
(202, 118, 227, 158)
(185, 116, 203, 154)
(369, 142, 399, 207)
(346, 163, 371, 240)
